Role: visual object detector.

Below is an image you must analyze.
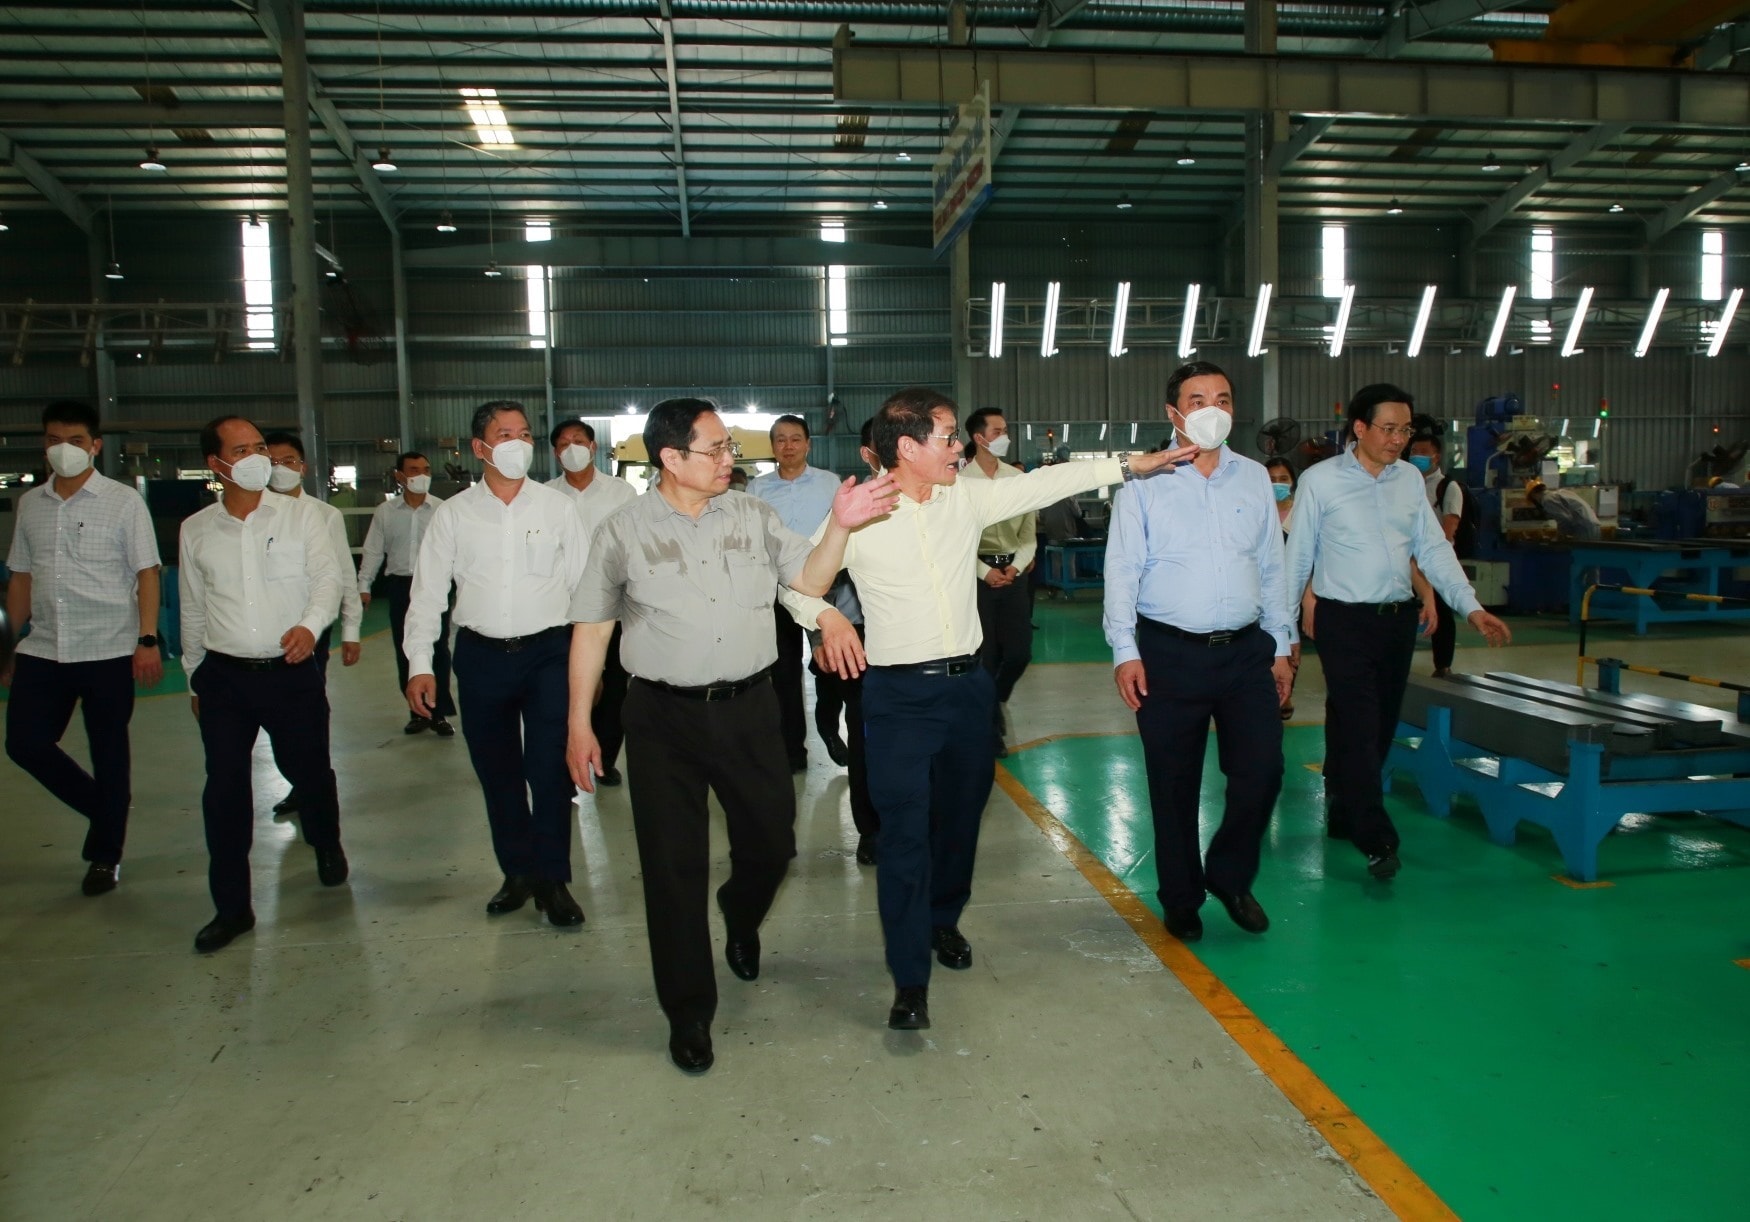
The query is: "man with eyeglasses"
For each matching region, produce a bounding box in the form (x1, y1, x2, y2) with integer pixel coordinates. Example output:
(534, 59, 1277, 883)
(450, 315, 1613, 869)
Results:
(829, 387, 1193, 1032)
(564, 397, 897, 1074)
(1285, 384, 1511, 884)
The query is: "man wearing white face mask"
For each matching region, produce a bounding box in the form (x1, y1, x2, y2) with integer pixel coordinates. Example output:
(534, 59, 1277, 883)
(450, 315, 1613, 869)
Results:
(179, 415, 348, 953)
(546, 419, 637, 784)
(263, 433, 362, 670)
(1104, 361, 1297, 943)
(404, 400, 589, 927)
(4, 401, 162, 897)
(960, 408, 1034, 757)
(359, 451, 454, 735)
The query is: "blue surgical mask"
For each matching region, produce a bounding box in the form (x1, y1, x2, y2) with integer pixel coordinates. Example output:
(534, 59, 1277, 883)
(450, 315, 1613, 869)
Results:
(1409, 454, 1434, 473)
(1272, 483, 1292, 503)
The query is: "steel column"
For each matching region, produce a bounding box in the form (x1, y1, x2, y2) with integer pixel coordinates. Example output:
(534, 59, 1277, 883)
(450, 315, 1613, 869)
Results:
(281, 0, 326, 494)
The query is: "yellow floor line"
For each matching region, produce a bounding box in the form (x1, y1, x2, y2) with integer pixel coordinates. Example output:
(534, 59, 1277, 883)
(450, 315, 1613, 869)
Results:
(994, 766, 1458, 1222)
(1552, 875, 1616, 890)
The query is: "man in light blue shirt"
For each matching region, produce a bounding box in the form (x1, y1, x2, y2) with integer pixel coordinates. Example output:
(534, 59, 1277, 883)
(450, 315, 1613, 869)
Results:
(749, 414, 842, 771)
(1285, 384, 1510, 882)
(1104, 361, 1295, 943)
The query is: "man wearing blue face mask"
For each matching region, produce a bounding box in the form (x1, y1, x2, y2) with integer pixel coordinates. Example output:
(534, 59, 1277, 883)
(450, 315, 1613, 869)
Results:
(1104, 361, 1296, 943)
(403, 400, 590, 928)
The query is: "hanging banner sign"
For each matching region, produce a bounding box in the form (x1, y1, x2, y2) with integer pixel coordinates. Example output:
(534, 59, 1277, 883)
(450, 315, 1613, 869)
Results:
(932, 83, 993, 258)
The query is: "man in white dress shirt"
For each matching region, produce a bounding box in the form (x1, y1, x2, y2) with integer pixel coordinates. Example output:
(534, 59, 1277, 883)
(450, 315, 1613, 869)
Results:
(404, 401, 589, 926)
(179, 416, 347, 953)
(358, 451, 454, 735)
(546, 419, 636, 784)
(3, 400, 162, 896)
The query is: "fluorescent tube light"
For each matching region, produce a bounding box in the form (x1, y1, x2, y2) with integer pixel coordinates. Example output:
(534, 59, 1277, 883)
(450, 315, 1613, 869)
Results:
(1247, 283, 1273, 358)
(1484, 286, 1516, 357)
(1561, 286, 1593, 357)
(1040, 281, 1061, 358)
(1406, 286, 1437, 358)
(1330, 283, 1355, 357)
(988, 281, 1006, 358)
(1176, 283, 1199, 359)
(1706, 288, 1741, 357)
(1109, 281, 1132, 358)
(1633, 288, 1669, 358)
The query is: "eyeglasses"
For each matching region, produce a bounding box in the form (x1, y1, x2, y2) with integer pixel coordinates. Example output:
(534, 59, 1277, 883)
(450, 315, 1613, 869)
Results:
(1365, 423, 1416, 439)
(927, 430, 963, 446)
(684, 440, 743, 462)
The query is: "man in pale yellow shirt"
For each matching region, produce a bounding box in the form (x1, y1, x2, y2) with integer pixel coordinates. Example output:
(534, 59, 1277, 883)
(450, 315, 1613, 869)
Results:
(959, 408, 1036, 757)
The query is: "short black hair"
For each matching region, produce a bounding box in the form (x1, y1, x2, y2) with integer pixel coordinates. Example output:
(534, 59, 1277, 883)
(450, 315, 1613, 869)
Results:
(1165, 360, 1231, 410)
(471, 399, 529, 441)
(43, 400, 101, 438)
(262, 431, 304, 458)
(395, 450, 427, 471)
(1264, 457, 1297, 491)
(1408, 432, 1444, 453)
(644, 396, 719, 469)
(964, 407, 1005, 441)
(770, 414, 809, 442)
(859, 416, 875, 448)
(1345, 383, 1416, 444)
(873, 386, 956, 470)
(549, 418, 595, 450)
(200, 414, 252, 459)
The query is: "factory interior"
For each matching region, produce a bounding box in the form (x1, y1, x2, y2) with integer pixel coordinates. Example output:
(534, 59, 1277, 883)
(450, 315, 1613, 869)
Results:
(2, 2, 1749, 1219)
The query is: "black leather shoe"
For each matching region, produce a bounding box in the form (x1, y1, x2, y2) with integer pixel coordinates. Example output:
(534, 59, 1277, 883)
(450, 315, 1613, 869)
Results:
(718, 887, 760, 980)
(888, 986, 930, 1030)
(532, 879, 585, 927)
(668, 1020, 714, 1073)
(315, 845, 349, 887)
(597, 765, 622, 787)
(819, 724, 850, 767)
(1209, 888, 1269, 933)
(855, 834, 878, 866)
(1163, 907, 1204, 942)
(485, 875, 532, 915)
(194, 911, 256, 954)
(429, 716, 455, 738)
(403, 716, 430, 735)
(272, 793, 300, 817)
(789, 752, 808, 774)
(81, 862, 119, 896)
(1367, 850, 1402, 881)
(931, 925, 972, 970)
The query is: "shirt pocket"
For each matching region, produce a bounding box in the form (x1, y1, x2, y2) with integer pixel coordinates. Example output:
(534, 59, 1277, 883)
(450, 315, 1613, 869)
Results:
(72, 523, 112, 563)
(524, 531, 559, 579)
(627, 558, 688, 606)
(265, 539, 307, 581)
(726, 549, 775, 610)
(1217, 500, 1259, 552)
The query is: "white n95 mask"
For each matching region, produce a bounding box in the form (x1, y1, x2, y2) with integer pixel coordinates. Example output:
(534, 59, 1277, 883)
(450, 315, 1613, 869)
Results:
(222, 453, 273, 492)
(560, 443, 594, 473)
(983, 434, 1012, 458)
(486, 439, 534, 481)
(404, 474, 432, 495)
(268, 464, 304, 493)
(46, 443, 92, 479)
(1180, 406, 1232, 451)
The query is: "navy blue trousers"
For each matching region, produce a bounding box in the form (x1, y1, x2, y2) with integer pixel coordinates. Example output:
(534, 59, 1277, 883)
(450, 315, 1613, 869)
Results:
(191, 655, 340, 917)
(1316, 600, 1420, 857)
(452, 629, 574, 882)
(863, 664, 996, 989)
(384, 575, 455, 718)
(5, 653, 136, 864)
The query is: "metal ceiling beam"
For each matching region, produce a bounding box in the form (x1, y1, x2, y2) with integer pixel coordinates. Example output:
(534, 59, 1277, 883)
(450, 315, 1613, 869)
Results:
(1468, 121, 1626, 238)
(403, 235, 938, 271)
(1262, 116, 1333, 176)
(0, 132, 94, 232)
(1693, 20, 1750, 68)
(833, 44, 1750, 128)
(1369, 1, 1525, 60)
(252, 0, 395, 228)
(991, 2, 1091, 162)
(0, 102, 287, 127)
(1645, 164, 1745, 242)
(655, 0, 693, 236)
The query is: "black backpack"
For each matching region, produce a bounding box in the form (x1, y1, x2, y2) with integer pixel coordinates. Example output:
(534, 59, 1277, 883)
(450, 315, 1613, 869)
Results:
(1436, 475, 1480, 559)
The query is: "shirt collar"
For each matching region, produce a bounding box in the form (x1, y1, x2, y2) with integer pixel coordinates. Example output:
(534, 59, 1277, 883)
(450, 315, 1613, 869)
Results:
(44, 471, 105, 504)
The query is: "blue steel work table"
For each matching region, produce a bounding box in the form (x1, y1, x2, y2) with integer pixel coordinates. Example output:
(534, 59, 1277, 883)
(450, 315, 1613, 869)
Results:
(1567, 539, 1750, 634)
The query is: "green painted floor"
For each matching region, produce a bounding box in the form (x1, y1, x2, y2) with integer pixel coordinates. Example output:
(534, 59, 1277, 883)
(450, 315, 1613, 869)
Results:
(1003, 729, 1750, 1222)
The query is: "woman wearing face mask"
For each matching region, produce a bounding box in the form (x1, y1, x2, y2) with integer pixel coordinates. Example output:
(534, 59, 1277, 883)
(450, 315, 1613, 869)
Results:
(960, 407, 1034, 757)
(1263, 458, 1301, 719)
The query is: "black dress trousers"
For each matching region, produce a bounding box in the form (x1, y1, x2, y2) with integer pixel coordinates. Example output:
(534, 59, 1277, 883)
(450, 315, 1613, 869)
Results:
(1314, 599, 1421, 857)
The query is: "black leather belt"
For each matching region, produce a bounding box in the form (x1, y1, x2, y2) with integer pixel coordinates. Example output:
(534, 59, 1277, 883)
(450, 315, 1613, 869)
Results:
(458, 625, 568, 652)
(636, 665, 772, 702)
(205, 650, 297, 671)
(979, 553, 1015, 569)
(1137, 618, 1258, 647)
(1325, 598, 1421, 615)
(873, 653, 980, 678)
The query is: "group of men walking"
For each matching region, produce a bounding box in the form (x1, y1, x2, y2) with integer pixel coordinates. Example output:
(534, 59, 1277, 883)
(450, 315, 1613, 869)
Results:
(5, 369, 1508, 1074)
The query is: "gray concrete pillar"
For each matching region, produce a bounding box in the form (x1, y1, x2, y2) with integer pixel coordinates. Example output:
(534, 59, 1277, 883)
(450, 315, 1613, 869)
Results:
(281, 0, 326, 495)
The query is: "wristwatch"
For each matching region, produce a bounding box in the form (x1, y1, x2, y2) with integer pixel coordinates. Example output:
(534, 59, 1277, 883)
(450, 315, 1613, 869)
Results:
(1118, 453, 1134, 482)
(138, 635, 158, 648)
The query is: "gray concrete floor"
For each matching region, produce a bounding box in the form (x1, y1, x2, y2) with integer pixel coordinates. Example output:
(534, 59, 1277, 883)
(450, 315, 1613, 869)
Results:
(32, 615, 1739, 1218)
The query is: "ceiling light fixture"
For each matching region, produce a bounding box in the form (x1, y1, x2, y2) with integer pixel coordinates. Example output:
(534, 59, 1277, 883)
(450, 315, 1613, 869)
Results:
(1608, 201, 1625, 213)
(1176, 145, 1196, 167)
(987, 281, 1007, 358)
(139, 146, 167, 172)
(1109, 281, 1132, 358)
(1176, 283, 1200, 359)
(1633, 287, 1669, 358)
(872, 198, 888, 210)
(1386, 198, 1405, 215)
(1482, 151, 1501, 172)
(1705, 287, 1740, 358)
(895, 151, 911, 162)
(1041, 281, 1062, 358)
(1407, 285, 1438, 358)
(1247, 283, 1273, 358)
(1116, 193, 1134, 210)
(103, 196, 122, 280)
(1484, 285, 1516, 357)
(436, 210, 457, 233)
(483, 262, 503, 278)
(373, 146, 398, 172)
(104, 261, 124, 281)
(0, 212, 10, 233)
(1737, 159, 1750, 172)
(1561, 286, 1594, 357)
(1329, 283, 1355, 357)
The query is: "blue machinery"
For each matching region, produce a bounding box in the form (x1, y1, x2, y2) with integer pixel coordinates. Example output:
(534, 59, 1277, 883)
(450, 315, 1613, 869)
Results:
(1567, 540, 1750, 633)
(1385, 672, 1750, 882)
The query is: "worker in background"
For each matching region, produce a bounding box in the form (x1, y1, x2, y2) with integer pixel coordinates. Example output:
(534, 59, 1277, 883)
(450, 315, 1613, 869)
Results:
(1285, 385, 1511, 885)
(565, 397, 896, 1074)
(727, 468, 749, 492)
(1104, 362, 1294, 943)
(403, 401, 589, 929)
(546, 419, 638, 786)
(1526, 479, 1602, 541)
(179, 415, 346, 953)
(961, 408, 1036, 759)
(1408, 431, 1467, 678)
(3, 400, 162, 897)
(263, 432, 363, 822)
(358, 451, 454, 737)
(831, 387, 1193, 1033)
(749, 414, 843, 773)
